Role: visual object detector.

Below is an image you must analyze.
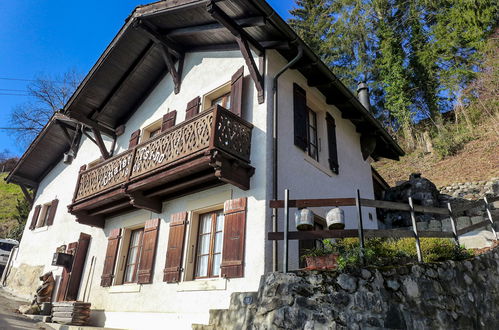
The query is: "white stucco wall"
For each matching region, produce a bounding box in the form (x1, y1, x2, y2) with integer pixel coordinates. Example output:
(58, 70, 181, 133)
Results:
(8, 48, 380, 329)
(265, 50, 378, 271)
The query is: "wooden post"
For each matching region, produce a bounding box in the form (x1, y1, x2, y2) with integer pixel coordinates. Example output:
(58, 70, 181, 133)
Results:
(484, 196, 498, 240)
(355, 189, 365, 250)
(283, 189, 289, 273)
(409, 197, 423, 263)
(447, 203, 460, 246)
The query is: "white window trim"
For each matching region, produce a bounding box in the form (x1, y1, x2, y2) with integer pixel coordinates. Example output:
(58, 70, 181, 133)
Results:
(114, 223, 146, 286)
(141, 119, 162, 143)
(201, 82, 231, 111)
(304, 155, 335, 177)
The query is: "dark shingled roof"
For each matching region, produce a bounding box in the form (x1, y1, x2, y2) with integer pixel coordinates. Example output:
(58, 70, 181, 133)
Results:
(7, 0, 403, 188)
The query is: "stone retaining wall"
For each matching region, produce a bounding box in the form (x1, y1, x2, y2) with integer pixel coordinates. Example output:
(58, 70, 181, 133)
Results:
(196, 247, 499, 329)
(439, 178, 499, 199)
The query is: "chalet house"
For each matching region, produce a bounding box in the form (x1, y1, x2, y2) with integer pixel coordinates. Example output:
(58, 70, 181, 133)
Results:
(4, 0, 403, 328)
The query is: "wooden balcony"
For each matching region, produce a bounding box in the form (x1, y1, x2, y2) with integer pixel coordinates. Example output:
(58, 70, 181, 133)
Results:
(68, 105, 254, 227)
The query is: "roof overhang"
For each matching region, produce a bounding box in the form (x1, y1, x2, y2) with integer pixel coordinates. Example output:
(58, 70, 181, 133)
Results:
(7, 0, 404, 187)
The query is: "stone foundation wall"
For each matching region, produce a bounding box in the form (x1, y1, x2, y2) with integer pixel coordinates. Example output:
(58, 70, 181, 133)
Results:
(4, 264, 44, 300)
(198, 247, 499, 329)
(439, 178, 499, 199)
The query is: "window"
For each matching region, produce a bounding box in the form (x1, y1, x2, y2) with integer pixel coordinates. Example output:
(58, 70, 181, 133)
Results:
(194, 210, 224, 278)
(141, 119, 162, 142)
(123, 228, 144, 283)
(202, 83, 231, 111)
(211, 92, 231, 109)
(307, 108, 319, 161)
(35, 203, 52, 228)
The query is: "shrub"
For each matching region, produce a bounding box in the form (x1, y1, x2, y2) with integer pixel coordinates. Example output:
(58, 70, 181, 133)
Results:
(335, 237, 473, 270)
(432, 125, 473, 158)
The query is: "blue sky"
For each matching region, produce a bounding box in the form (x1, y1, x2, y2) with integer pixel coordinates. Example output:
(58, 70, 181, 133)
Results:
(0, 0, 294, 157)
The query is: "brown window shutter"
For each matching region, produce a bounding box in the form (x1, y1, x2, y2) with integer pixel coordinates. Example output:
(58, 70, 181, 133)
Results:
(128, 129, 141, 149)
(29, 205, 41, 230)
(185, 96, 200, 120)
(46, 199, 59, 226)
(230, 66, 244, 117)
(101, 228, 121, 287)
(221, 197, 247, 279)
(66, 233, 91, 301)
(137, 218, 160, 284)
(293, 83, 308, 151)
(161, 111, 177, 132)
(163, 212, 188, 283)
(326, 113, 339, 174)
(56, 242, 78, 302)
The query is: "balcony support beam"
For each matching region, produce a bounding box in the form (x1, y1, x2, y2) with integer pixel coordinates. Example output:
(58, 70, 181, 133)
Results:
(207, 1, 265, 104)
(73, 211, 105, 228)
(158, 44, 183, 94)
(126, 191, 163, 214)
(90, 126, 111, 160)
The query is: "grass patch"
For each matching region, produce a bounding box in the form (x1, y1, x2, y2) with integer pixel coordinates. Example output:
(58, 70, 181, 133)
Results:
(0, 172, 24, 237)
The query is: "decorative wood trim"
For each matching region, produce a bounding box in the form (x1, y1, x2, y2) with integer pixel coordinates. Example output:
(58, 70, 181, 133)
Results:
(207, 1, 264, 104)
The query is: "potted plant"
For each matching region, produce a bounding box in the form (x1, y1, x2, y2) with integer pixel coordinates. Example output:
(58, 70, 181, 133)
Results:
(301, 239, 340, 270)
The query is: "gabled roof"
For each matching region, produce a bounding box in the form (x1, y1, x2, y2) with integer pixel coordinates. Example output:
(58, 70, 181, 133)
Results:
(7, 0, 404, 188)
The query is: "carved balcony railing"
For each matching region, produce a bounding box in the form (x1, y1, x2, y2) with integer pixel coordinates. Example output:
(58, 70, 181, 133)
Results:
(70, 105, 253, 217)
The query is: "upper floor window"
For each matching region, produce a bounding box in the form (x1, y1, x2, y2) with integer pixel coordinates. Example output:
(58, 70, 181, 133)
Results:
(195, 210, 224, 279)
(141, 119, 163, 143)
(202, 82, 231, 111)
(307, 108, 319, 162)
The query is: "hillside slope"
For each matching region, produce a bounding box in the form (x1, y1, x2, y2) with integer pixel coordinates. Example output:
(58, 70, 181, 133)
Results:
(0, 173, 23, 237)
(373, 124, 499, 188)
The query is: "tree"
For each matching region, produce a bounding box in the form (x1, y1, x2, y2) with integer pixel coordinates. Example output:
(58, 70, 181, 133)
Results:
(289, 0, 498, 150)
(10, 69, 82, 146)
(8, 198, 31, 241)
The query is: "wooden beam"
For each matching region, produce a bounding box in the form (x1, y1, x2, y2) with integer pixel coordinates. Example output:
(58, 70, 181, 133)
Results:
(74, 211, 105, 228)
(187, 42, 239, 52)
(19, 184, 33, 206)
(261, 41, 292, 50)
(207, 2, 264, 55)
(69, 112, 116, 138)
(133, 19, 184, 58)
(269, 198, 356, 209)
(159, 44, 183, 94)
(166, 16, 266, 37)
(236, 37, 265, 104)
(90, 42, 156, 120)
(126, 191, 163, 214)
(90, 126, 110, 160)
(268, 229, 455, 241)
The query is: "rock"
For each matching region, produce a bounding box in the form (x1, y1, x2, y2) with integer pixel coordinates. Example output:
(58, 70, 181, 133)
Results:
(471, 216, 485, 225)
(361, 269, 372, 280)
(429, 220, 442, 231)
(441, 218, 452, 232)
(456, 216, 471, 230)
(416, 222, 429, 231)
(403, 278, 420, 298)
(18, 304, 40, 315)
(386, 280, 400, 291)
(337, 274, 357, 293)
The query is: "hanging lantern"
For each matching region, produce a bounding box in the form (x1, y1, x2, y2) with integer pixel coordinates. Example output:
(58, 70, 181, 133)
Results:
(326, 207, 345, 230)
(295, 208, 314, 231)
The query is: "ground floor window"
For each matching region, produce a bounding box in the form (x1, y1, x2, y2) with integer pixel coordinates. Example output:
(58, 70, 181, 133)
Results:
(123, 228, 144, 283)
(194, 210, 224, 278)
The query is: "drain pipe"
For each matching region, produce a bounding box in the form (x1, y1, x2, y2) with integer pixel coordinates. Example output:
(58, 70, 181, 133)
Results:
(272, 45, 303, 272)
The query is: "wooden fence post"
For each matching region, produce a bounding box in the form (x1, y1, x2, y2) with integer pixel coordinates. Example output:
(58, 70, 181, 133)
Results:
(409, 197, 423, 263)
(447, 203, 460, 246)
(484, 196, 498, 240)
(355, 189, 365, 250)
(283, 189, 289, 273)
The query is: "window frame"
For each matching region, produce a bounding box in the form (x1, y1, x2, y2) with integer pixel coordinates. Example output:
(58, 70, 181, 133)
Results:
(141, 119, 163, 143)
(193, 209, 224, 279)
(122, 228, 145, 284)
(202, 82, 231, 111)
(307, 107, 319, 162)
(36, 202, 52, 228)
